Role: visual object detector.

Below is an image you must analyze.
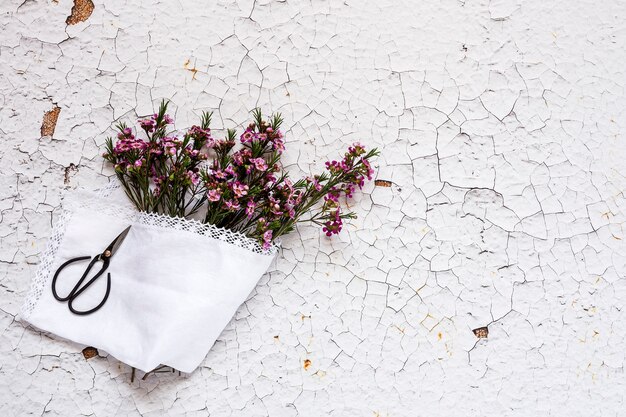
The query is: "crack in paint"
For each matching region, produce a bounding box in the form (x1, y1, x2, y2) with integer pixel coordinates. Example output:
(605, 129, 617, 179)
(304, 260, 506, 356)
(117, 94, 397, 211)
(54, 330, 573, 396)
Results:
(1, 0, 625, 415)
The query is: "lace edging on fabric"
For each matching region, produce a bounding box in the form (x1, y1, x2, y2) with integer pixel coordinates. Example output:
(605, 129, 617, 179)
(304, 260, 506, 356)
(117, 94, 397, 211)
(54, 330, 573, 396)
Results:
(21, 208, 72, 320)
(138, 211, 279, 256)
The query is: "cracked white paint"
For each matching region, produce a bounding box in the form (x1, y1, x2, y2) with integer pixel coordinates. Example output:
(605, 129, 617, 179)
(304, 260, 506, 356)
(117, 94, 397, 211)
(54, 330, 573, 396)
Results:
(1, 0, 626, 415)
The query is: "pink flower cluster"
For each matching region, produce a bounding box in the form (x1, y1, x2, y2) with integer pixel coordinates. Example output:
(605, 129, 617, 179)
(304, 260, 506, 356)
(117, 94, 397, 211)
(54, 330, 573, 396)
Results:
(202, 149, 279, 218)
(103, 101, 211, 217)
(239, 126, 285, 154)
(319, 143, 376, 235)
(139, 113, 174, 133)
(104, 102, 379, 249)
(203, 134, 376, 249)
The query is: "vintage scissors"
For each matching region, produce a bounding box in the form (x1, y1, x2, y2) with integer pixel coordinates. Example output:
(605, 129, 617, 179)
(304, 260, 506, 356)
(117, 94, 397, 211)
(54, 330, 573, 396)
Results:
(51, 226, 131, 315)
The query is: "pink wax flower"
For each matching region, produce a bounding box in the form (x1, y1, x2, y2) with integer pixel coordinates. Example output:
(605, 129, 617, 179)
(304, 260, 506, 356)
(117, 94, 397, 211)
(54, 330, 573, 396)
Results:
(344, 183, 355, 198)
(262, 230, 273, 250)
(250, 157, 267, 171)
(268, 196, 283, 216)
(232, 149, 251, 166)
(208, 189, 221, 202)
(246, 200, 256, 218)
(187, 171, 200, 186)
(240, 130, 255, 144)
(362, 158, 374, 181)
(232, 182, 249, 198)
(265, 172, 277, 184)
(272, 137, 285, 153)
(139, 118, 155, 132)
(224, 199, 240, 211)
(322, 210, 343, 237)
(325, 188, 340, 203)
(348, 142, 366, 157)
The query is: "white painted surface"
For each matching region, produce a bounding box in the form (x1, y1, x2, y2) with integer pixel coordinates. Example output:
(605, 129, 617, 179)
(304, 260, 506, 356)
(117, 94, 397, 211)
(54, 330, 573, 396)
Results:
(1, 0, 625, 415)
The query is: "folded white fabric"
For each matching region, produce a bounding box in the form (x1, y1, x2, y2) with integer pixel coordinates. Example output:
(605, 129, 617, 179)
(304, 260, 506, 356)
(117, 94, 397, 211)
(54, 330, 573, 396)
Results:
(20, 184, 277, 373)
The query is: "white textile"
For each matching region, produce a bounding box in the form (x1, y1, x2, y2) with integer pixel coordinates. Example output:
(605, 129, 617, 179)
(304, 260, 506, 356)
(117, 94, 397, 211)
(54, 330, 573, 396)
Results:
(21, 184, 277, 373)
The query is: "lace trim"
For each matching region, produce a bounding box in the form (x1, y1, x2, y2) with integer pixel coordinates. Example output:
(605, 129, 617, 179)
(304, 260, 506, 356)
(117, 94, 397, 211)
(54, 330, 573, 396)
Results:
(21, 207, 73, 320)
(21, 183, 278, 319)
(138, 211, 279, 255)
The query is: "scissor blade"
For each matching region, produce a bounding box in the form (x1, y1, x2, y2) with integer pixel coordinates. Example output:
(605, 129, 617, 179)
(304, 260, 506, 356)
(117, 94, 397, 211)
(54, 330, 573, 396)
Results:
(104, 226, 132, 257)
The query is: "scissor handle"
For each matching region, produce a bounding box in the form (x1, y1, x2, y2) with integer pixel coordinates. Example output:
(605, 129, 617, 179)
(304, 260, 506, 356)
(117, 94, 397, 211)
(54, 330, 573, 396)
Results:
(51, 254, 111, 315)
(52, 256, 92, 301)
(68, 273, 111, 315)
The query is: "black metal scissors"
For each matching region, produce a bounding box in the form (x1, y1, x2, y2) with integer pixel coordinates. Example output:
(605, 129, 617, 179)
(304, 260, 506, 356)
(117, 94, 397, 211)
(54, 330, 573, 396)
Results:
(51, 226, 131, 315)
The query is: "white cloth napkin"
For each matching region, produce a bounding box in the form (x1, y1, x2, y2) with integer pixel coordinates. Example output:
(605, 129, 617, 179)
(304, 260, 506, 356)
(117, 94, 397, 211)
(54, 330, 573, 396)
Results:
(21, 184, 277, 373)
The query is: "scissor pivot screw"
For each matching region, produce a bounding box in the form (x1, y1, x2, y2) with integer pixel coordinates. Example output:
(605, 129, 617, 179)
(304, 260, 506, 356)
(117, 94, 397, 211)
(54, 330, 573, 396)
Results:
(103, 250, 112, 258)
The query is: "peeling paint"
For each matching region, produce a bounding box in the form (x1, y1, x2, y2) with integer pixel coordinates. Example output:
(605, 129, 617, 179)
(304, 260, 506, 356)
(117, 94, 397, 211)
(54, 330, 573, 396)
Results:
(65, 0, 94, 26)
(40, 106, 61, 137)
(82, 346, 98, 359)
(2, 0, 626, 415)
(374, 180, 393, 187)
(472, 327, 489, 339)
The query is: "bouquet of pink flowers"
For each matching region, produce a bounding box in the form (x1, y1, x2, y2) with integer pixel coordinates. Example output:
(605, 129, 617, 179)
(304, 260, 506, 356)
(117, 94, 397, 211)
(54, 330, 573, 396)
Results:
(23, 100, 378, 376)
(103, 100, 378, 249)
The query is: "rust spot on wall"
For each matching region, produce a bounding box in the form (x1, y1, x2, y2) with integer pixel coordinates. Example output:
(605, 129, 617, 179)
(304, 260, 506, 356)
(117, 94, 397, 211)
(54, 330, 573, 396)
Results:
(473, 327, 489, 339)
(66, 0, 94, 25)
(183, 59, 199, 79)
(41, 106, 61, 137)
(82, 346, 98, 359)
(375, 179, 392, 187)
(303, 359, 312, 370)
